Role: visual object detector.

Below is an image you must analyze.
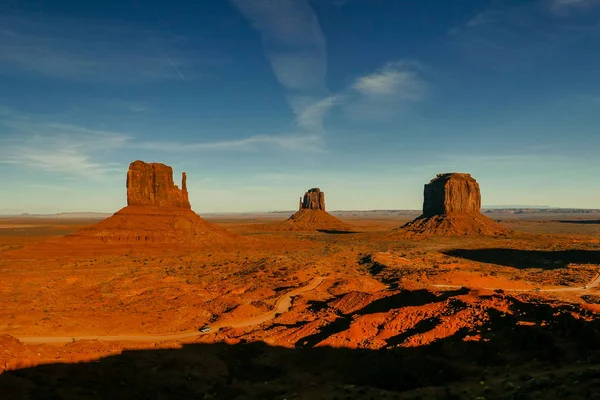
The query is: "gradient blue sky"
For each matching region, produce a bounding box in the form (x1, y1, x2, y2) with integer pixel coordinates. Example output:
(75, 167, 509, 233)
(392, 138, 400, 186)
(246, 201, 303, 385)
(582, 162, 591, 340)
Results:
(1, 0, 599, 213)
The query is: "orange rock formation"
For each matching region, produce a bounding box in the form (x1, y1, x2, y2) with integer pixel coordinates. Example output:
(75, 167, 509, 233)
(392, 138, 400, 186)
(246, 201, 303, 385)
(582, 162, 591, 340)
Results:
(66, 161, 239, 245)
(280, 188, 354, 232)
(126, 160, 190, 209)
(402, 173, 510, 236)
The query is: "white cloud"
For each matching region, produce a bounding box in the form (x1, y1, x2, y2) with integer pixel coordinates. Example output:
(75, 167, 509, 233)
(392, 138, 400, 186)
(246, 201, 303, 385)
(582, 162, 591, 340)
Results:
(136, 134, 324, 153)
(231, 2, 430, 131)
(231, 0, 326, 91)
(230, 0, 333, 130)
(0, 134, 126, 179)
(0, 111, 130, 179)
(292, 95, 343, 131)
(0, 106, 326, 183)
(352, 61, 427, 101)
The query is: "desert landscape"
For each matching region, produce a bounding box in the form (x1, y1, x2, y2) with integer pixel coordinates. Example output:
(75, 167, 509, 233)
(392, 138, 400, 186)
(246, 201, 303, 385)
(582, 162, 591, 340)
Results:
(0, 162, 599, 399)
(3, 0, 600, 398)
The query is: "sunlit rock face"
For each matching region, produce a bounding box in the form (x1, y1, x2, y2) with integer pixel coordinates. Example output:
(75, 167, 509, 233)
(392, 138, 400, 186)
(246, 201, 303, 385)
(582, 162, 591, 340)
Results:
(300, 188, 326, 211)
(126, 160, 190, 209)
(422, 173, 481, 217)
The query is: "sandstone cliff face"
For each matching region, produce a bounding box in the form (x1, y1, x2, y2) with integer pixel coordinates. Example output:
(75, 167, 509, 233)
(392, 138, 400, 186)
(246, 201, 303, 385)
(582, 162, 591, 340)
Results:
(423, 173, 481, 217)
(402, 172, 510, 236)
(126, 161, 190, 209)
(301, 188, 326, 211)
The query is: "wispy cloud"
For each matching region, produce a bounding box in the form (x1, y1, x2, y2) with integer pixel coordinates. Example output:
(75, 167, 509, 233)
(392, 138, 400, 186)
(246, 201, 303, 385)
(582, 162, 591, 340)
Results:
(292, 95, 344, 131)
(230, 0, 334, 132)
(165, 56, 186, 80)
(352, 61, 427, 101)
(0, 110, 130, 179)
(340, 60, 429, 121)
(230, 0, 326, 92)
(136, 134, 324, 153)
(0, 134, 126, 180)
(231, 1, 430, 132)
(0, 105, 326, 181)
(0, 15, 206, 82)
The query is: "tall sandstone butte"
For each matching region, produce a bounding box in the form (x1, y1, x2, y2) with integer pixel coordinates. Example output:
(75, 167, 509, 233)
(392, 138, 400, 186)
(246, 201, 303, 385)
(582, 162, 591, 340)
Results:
(281, 188, 353, 232)
(402, 173, 510, 236)
(66, 160, 240, 245)
(422, 173, 481, 216)
(126, 160, 190, 209)
(300, 188, 326, 211)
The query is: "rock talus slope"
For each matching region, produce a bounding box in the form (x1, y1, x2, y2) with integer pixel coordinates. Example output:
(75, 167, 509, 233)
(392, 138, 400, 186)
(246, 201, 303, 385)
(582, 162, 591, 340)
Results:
(66, 161, 240, 245)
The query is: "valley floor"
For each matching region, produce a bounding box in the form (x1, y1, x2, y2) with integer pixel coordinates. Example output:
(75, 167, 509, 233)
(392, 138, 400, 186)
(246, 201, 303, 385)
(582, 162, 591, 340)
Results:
(1, 212, 600, 399)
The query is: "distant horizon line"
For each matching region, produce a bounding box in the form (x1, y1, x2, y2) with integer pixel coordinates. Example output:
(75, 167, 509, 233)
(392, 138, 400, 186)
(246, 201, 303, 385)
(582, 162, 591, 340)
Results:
(2, 206, 600, 218)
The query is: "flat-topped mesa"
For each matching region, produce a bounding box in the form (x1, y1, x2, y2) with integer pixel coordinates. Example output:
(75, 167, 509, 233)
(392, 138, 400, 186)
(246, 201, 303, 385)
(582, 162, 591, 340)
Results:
(126, 160, 190, 209)
(301, 188, 326, 211)
(401, 172, 510, 236)
(423, 173, 481, 217)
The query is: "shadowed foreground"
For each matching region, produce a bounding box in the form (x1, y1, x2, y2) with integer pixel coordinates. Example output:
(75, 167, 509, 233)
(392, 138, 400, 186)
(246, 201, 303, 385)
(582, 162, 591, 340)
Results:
(1, 307, 599, 400)
(444, 248, 600, 270)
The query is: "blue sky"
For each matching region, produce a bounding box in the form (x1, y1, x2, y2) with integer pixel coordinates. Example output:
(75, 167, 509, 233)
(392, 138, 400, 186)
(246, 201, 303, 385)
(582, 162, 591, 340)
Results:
(1, 0, 599, 213)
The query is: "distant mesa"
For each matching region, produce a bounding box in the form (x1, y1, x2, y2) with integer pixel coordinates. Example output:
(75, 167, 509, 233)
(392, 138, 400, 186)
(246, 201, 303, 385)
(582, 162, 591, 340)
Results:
(401, 173, 510, 236)
(279, 188, 355, 232)
(65, 160, 240, 245)
(299, 188, 326, 211)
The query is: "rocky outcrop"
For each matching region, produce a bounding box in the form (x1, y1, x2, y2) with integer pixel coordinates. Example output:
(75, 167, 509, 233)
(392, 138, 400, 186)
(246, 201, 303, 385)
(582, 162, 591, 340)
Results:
(423, 173, 481, 216)
(279, 188, 354, 232)
(301, 188, 326, 211)
(66, 160, 244, 246)
(126, 161, 190, 209)
(402, 173, 510, 236)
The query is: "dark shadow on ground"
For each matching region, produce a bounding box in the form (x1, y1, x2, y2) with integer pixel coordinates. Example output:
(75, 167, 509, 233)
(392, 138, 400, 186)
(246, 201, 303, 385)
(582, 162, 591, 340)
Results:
(2, 288, 600, 399)
(317, 229, 358, 234)
(385, 316, 441, 346)
(1, 308, 599, 400)
(557, 220, 600, 225)
(443, 248, 600, 269)
(358, 254, 398, 288)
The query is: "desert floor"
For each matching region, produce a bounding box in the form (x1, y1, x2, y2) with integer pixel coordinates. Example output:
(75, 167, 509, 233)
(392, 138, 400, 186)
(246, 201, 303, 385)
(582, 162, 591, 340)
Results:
(1, 211, 600, 399)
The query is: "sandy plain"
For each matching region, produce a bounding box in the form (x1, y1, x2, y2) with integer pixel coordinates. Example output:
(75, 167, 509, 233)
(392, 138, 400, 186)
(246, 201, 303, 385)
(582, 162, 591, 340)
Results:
(1, 211, 600, 399)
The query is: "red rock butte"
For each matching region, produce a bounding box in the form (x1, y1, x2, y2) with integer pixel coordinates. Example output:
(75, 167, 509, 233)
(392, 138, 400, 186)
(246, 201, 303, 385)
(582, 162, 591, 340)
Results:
(299, 188, 326, 211)
(279, 188, 354, 232)
(402, 173, 510, 236)
(127, 160, 190, 209)
(65, 161, 240, 245)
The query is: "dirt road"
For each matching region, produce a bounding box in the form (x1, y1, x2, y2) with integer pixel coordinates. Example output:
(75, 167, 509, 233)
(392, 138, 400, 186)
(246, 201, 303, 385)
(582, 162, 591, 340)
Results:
(17, 277, 325, 345)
